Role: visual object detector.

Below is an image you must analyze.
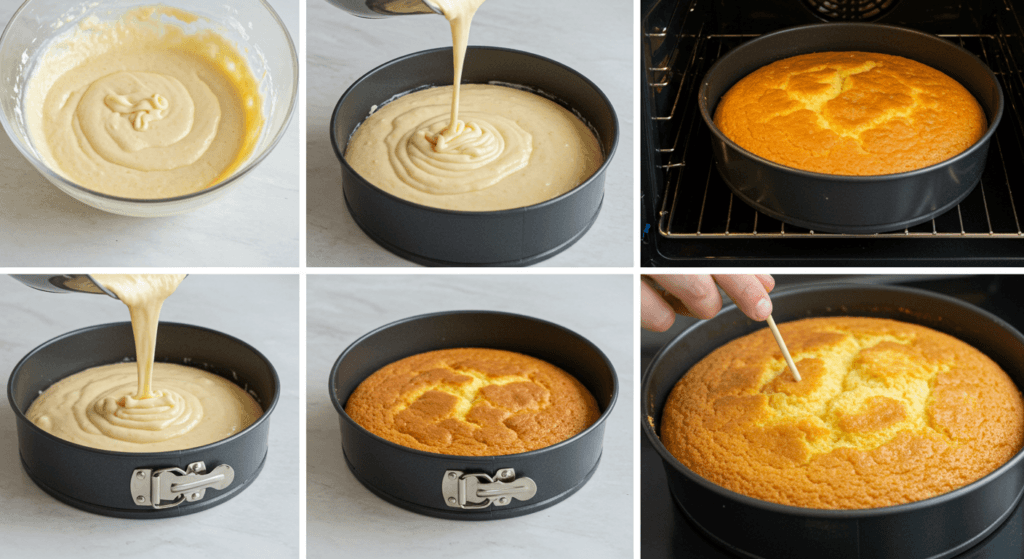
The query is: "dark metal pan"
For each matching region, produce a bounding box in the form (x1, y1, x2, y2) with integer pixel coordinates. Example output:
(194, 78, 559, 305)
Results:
(698, 23, 1004, 234)
(7, 322, 280, 519)
(330, 47, 619, 267)
(642, 284, 1024, 559)
(328, 310, 618, 519)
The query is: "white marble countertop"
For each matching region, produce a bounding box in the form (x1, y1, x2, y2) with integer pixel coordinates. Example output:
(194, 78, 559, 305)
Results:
(0, 0, 300, 267)
(0, 275, 299, 557)
(306, 0, 634, 267)
(306, 274, 633, 558)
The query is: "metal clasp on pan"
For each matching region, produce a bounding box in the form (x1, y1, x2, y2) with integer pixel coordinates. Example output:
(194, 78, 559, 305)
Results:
(130, 461, 234, 509)
(442, 468, 537, 509)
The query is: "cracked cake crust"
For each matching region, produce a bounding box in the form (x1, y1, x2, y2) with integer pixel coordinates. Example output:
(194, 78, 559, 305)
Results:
(661, 317, 1024, 509)
(346, 348, 601, 456)
(714, 51, 987, 175)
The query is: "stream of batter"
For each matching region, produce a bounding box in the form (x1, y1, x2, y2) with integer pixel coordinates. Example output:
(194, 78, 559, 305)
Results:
(344, 0, 603, 211)
(90, 274, 186, 400)
(26, 275, 263, 452)
(429, 0, 487, 148)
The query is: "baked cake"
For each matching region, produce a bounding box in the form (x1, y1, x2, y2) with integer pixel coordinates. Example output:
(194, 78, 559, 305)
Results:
(346, 348, 601, 456)
(714, 52, 987, 175)
(661, 317, 1024, 509)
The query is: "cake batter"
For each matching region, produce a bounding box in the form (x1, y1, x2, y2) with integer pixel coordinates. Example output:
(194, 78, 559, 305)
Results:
(26, 274, 263, 452)
(89, 273, 187, 400)
(27, 362, 263, 452)
(24, 7, 263, 199)
(344, 0, 603, 211)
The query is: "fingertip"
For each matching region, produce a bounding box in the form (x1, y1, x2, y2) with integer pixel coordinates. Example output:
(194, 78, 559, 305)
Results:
(640, 281, 677, 332)
(754, 297, 772, 321)
(642, 308, 676, 332)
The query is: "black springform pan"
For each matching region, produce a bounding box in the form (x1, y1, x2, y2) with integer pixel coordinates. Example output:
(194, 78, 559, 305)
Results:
(329, 310, 618, 519)
(8, 322, 280, 519)
(699, 23, 1004, 234)
(331, 46, 619, 267)
(642, 284, 1024, 559)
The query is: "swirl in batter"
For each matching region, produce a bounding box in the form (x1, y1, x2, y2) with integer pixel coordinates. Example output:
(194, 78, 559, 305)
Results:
(344, 0, 604, 211)
(28, 362, 262, 452)
(389, 105, 532, 194)
(348, 84, 602, 210)
(24, 7, 263, 199)
(26, 274, 262, 452)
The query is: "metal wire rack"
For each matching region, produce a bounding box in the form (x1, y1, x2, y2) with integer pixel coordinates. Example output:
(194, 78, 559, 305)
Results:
(645, 1, 1024, 240)
(800, 0, 898, 21)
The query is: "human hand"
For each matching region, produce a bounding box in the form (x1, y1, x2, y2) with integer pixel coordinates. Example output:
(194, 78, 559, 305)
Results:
(641, 274, 775, 332)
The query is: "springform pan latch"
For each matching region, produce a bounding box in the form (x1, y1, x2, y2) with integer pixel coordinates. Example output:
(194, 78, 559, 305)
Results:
(442, 468, 537, 509)
(131, 461, 235, 509)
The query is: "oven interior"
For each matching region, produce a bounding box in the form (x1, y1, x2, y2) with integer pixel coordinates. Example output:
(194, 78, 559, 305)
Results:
(641, 0, 1024, 265)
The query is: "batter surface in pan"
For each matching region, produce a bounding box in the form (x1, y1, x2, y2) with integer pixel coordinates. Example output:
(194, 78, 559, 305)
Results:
(26, 274, 262, 452)
(345, 84, 603, 211)
(344, 0, 603, 211)
(27, 361, 263, 452)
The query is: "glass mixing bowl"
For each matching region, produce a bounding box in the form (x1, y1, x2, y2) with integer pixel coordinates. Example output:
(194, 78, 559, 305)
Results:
(0, 0, 297, 217)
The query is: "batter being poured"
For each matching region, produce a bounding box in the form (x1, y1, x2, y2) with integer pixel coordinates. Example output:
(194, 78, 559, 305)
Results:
(344, 0, 603, 211)
(428, 0, 487, 151)
(26, 275, 263, 452)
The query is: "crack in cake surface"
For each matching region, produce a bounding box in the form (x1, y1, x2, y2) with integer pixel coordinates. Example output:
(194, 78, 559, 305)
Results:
(753, 331, 955, 460)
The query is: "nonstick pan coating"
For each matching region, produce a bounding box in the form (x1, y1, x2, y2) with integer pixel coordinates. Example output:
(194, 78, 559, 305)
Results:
(642, 284, 1024, 559)
(698, 23, 1004, 234)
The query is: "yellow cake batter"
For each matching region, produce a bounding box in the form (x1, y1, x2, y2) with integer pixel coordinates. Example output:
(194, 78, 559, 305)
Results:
(346, 84, 602, 210)
(344, 0, 603, 211)
(24, 7, 263, 199)
(27, 362, 263, 452)
(26, 274, 263, 452)
(90, 273, 187, 399)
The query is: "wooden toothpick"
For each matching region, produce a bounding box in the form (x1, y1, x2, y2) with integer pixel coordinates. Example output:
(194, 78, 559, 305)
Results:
(766, 315, 801, 382)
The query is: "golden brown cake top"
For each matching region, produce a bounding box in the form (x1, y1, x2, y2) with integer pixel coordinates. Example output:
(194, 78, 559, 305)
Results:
(661, 317, 1024, 509)
(713, 51, 987, 175)
(345, 348, 601, 456)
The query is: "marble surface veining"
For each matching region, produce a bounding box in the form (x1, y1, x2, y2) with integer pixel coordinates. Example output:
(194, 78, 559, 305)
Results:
(306, 0, 634, 267)
(0, 275, 299, 558)
(306, 274, 633, 558)
(0, 0, 300, 267)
